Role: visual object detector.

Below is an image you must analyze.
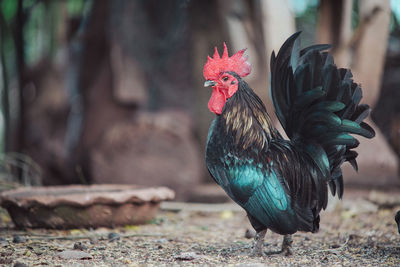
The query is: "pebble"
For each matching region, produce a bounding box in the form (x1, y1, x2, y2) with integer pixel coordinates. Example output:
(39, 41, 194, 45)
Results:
(108, 232, 120, 241)
(90, 236, 99, 244)
(12, 235, 26, 243)
(244, 229, 256, 239)
(0, 237, 8, 247)
(33, 247, 45, 255)
(73, 242, 88, 251)
(174, 252, 199, 261)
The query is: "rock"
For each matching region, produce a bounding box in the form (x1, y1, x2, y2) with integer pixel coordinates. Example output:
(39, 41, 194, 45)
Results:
(91, 111, 203, 200)
(0, 185, 174, 229)
(57, 250, 93, 260)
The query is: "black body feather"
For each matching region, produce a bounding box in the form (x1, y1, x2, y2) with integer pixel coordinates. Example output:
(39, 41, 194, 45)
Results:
(206, 32, 375, 235)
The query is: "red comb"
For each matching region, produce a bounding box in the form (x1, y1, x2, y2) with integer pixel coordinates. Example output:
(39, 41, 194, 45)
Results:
(203, 43, 251, 81)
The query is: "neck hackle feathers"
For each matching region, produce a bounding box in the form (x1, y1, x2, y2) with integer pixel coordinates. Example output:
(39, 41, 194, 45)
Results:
(203, 43, 251, 81)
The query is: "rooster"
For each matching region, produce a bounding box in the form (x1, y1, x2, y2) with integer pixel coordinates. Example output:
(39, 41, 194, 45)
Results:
(204, 32, 375, 256)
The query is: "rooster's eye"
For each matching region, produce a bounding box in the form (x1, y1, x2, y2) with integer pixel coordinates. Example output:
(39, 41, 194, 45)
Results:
(222, 76, 229, 82)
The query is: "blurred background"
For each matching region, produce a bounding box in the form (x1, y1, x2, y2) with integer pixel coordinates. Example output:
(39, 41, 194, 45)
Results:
(0, 0, 399, 200)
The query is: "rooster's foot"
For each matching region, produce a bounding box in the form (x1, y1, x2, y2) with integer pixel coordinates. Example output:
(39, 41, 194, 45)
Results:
(280, 234, 293, 256)
(250, 229, 267, 257)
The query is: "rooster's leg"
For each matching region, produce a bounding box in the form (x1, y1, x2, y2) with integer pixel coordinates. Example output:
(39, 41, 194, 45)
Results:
(250, 229, 267, 256)
(281, 234, 293, 256)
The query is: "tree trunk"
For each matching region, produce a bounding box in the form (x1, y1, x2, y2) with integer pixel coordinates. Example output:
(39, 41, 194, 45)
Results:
(260, 0, 295, 133)
(0, 11, 10, 152)
(317, 0, 353, 66)
(14, 0, 26, 154)
(189, 0, 231, 181)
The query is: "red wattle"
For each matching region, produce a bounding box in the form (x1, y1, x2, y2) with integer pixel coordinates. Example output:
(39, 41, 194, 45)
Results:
(208, 88, 226, 115)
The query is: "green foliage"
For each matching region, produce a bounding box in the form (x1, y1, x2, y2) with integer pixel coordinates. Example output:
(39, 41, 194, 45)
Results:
(24, 1, 47, 65)
(391, 0, 400, 25)
(293, 0, 400, 42)
(390, 0, 400, 36)
(22, 0, 36, 9)
(1, 0, 17, 23)
(292, 0, 319, 46)
(67, 0, 85, 16)
(351, 0, 359, 30)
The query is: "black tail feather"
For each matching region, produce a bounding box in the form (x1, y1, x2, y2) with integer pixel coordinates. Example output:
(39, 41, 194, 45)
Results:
(270, 32, 375, 199)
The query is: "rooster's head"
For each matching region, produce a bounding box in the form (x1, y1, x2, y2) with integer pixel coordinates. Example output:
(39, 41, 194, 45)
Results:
(203, 43, 251, 114)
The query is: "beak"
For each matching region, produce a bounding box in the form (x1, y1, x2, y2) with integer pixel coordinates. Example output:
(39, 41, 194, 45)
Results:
(204, 80, 217, 87)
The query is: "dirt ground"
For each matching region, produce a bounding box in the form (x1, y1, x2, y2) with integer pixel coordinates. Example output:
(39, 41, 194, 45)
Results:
(0, 188, 399, 266)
